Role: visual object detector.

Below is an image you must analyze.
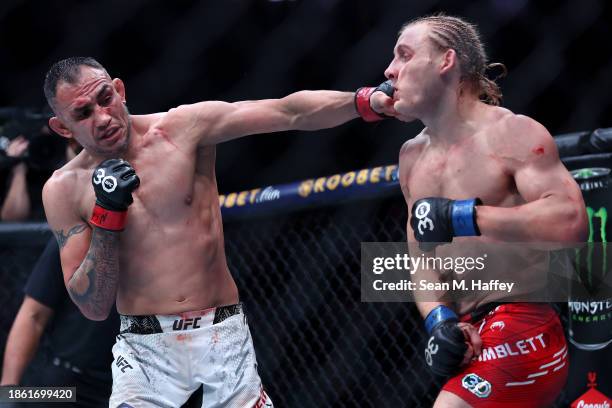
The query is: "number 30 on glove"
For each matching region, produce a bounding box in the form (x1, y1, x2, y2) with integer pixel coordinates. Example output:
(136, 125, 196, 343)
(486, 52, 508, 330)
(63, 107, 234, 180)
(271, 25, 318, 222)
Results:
(89, 159, 140, 231)
(410, 197, 482, 251)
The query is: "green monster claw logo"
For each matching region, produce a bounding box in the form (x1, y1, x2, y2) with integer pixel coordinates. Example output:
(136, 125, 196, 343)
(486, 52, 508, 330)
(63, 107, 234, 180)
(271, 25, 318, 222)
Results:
(587, 207, 608, 243)
(571, 168, 611, 289)
(576, 206, 608, 287)
(576, 168, 595, 179)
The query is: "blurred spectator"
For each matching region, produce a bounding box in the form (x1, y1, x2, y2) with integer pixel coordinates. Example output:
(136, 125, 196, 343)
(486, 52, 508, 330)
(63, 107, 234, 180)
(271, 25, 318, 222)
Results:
(0, 136, 30, 221)
(0, 124, 77, 222)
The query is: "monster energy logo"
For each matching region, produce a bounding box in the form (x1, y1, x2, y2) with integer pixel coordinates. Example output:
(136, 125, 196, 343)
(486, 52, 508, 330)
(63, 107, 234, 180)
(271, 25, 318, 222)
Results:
(575, 206, 608, 288)
(572, 168, 611, 288)
(571, 168, 610, 192)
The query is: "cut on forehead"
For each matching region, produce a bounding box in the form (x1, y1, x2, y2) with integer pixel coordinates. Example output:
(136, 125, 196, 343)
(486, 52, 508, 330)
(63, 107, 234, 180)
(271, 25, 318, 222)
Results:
(58, 70, 110, 113)
(53, 69, 111, 111)
(55, 77, 114, 118)
(44, 57, 109, 110)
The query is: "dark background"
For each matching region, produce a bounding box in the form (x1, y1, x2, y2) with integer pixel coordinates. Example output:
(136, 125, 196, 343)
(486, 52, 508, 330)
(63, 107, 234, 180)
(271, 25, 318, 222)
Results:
(0, 0, 611, 193)
(1, 2, 611, 405)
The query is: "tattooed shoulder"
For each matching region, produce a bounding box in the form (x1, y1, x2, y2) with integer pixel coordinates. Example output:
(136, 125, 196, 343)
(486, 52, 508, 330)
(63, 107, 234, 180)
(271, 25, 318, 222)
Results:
(53, 224, 88, 249)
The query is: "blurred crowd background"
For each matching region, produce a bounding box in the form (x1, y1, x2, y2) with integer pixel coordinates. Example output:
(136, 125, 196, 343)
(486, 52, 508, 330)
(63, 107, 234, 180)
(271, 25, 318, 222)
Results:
(0, 0, 611, 207)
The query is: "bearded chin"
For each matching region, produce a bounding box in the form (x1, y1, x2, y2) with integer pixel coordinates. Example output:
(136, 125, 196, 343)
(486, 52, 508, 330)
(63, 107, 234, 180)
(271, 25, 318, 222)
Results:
(118, 103, 131, 151)
(112, 103, 131, 154)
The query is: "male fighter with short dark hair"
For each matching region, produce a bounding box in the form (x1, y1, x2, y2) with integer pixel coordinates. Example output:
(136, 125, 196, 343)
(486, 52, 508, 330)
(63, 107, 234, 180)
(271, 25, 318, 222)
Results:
(42, 57, 390, 407)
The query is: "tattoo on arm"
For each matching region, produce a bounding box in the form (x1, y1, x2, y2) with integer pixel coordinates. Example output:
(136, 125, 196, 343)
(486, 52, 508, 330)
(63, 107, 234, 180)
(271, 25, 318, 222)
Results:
(53, 224, 87, 249)
(67, 228, 119, 319)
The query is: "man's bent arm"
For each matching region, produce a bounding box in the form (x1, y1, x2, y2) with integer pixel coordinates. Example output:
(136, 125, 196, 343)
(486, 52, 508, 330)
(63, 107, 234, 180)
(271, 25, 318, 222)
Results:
(406, 217, 453, 319)
(43, 176, 120, 321)
(399, 138, 448, 319)
(65, 228, 120, 321)
(476, 192, 586, 243)
(476, 117, 587, 243)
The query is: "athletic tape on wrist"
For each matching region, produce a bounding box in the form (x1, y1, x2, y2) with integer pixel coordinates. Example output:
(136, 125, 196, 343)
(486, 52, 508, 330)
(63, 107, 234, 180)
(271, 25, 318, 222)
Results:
(425, 305, 458, 335)
(354, 87, 384, 122)
(451, 199, 481, 237)
(90, 204, 127, 231)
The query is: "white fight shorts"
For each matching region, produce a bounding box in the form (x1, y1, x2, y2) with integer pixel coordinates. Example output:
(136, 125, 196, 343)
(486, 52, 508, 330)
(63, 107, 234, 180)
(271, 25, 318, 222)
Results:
(109, 303, 273, 408)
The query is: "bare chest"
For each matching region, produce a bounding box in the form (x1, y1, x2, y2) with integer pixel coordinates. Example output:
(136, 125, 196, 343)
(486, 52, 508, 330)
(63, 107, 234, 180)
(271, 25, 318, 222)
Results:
(131, 145, 197, 215)
(403, 145, 514, 205)
(79, 142, 216, 227)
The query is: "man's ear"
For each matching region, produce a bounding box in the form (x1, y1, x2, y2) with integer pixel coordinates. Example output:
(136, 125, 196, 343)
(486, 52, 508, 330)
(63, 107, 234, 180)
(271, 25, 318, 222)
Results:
(439, 48, 458, 75)
(48, 117, 72, 139)
(112, 78, 126, 103)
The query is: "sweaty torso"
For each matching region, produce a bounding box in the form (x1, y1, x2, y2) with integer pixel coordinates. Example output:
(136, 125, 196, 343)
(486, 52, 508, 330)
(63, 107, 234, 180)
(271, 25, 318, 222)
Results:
(399, 107, 548, 315)
(69, 114, 237, 315)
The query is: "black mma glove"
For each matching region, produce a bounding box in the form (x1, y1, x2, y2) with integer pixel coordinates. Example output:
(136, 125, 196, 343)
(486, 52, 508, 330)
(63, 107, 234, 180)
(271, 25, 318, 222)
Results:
(89, 158, 140, 231)
(424, 305, 467, 377)
(355, 80, 394, 122)
(410, 197, 482, 251)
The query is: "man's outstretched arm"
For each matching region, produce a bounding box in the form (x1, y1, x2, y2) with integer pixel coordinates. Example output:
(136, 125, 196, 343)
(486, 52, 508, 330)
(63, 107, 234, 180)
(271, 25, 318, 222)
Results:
(187, 90, 356, 146)
(162, 83, 393, 146)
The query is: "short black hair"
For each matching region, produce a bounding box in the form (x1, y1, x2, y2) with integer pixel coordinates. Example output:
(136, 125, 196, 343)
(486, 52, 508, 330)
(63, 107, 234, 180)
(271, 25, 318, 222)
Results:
(44, 57, 107, 110)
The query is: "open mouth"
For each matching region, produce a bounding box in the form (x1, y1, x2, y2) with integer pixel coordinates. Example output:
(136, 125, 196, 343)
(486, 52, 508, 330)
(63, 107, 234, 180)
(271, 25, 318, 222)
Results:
(100, 127, 119, 140)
